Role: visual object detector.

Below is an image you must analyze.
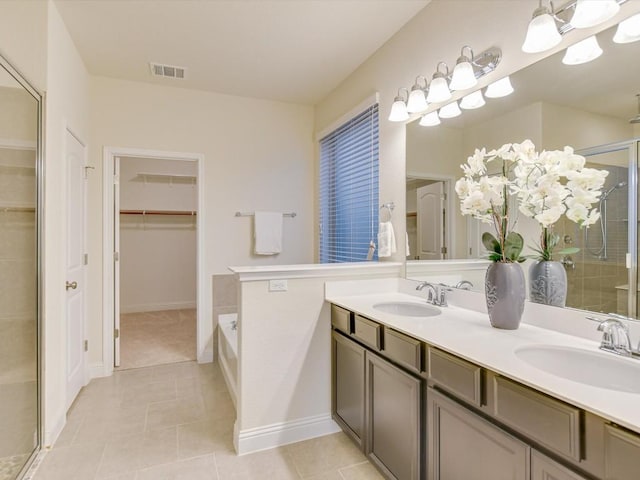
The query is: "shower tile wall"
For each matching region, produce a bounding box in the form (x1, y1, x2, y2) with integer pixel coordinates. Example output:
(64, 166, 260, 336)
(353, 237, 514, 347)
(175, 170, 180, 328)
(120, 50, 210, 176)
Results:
(0, 148, 38, 474)
(558, 165, 628, 314)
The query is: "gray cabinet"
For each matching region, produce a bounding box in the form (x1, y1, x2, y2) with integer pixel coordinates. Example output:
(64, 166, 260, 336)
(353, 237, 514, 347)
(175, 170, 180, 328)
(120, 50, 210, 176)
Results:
(427, 387, 529, 480)
(332, 331, 366, 449)
(366, 351, 422, 480)
(532, 451, 589, 480)
(604, 424, 640, 480)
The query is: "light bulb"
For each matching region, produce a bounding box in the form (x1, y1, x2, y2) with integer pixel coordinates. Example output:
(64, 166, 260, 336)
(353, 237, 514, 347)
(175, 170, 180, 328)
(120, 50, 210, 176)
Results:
(562, 36, 603, 65)
(407, 77, 429, 113)
(439, 102, 461, 119)
(485, 76, 514, 98)
(614, 13, 640, 44)
(460, 90, 485, 110)
(570, 0, 620, 29)
(449, 47, 477, 91)
(419, 111, 441, 126)
(522, 6, 562, 53)
(426, 63, 451, 103)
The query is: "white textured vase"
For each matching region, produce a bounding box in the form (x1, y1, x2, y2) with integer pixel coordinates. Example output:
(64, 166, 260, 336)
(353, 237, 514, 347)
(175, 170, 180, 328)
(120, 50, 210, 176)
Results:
(485, 262, 526, 330)
(529, 260, 567, 307)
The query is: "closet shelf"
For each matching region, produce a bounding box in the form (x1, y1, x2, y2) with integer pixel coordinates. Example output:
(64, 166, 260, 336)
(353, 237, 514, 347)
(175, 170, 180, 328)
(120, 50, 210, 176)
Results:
(120, 209, 197, 216)
(0, 205, 35, 212)
(136, 172, 196, 183)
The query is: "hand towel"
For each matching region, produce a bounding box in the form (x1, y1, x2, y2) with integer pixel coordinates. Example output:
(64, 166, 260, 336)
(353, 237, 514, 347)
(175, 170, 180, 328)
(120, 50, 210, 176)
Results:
(377, 221, 397, 258)
(406, 232, 411, 258)
(254, 211, 283, 255)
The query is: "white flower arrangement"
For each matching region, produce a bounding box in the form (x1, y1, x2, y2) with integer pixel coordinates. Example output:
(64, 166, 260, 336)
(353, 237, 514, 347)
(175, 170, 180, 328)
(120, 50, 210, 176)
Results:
(456, 139, 609, 262)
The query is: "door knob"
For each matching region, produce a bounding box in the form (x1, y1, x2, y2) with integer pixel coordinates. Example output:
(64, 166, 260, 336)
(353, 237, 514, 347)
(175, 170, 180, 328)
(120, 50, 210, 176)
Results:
(66, 281, 78, 291)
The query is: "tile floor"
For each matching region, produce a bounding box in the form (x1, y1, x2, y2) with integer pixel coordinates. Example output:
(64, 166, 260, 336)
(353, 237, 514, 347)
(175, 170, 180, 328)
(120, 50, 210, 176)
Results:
(32, 361, 383, 480)
(118, 309, 196, 370)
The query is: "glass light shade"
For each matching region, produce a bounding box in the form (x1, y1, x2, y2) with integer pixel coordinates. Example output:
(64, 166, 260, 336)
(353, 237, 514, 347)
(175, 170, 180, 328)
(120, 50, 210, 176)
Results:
(562, 36, 603, 65)
(419, 111, 441, 126)
(439, 101, 461, 119)
(614, 13, 640, 44)
(522, 10, 562, 53)
(460, 90, 486, 110)
(570, 0, 620, 29)
(485, 76, 514, 98)
(449, 60, 477, 91)
(388, 98, 409, 122)
(426, 75, 452, 103)
(407, 88, 428, 113)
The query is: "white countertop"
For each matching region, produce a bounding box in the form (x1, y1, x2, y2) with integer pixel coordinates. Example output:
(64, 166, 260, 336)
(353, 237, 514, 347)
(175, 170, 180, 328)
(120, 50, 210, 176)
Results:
(326, 289, 640, 434)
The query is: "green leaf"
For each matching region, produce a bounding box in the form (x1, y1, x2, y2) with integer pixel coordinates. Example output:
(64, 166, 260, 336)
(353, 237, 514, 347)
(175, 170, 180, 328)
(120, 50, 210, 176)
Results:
(503, 232, 524, 262)
(482, 232, 501, 254)
(557, 247, 580, 255)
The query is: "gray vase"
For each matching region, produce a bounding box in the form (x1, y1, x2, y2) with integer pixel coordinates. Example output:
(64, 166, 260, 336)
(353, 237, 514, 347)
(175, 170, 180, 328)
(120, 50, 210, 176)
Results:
(485, 262, 526, 330)
(529, 260, 567, 307)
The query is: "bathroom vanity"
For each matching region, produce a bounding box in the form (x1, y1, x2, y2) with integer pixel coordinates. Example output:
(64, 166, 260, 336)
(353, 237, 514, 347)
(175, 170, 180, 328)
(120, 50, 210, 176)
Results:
(327, 283, 640, 480)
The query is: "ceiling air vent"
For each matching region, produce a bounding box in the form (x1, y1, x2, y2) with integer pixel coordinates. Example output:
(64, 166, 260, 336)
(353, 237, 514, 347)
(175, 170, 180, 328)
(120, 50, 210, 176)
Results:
(149, 63, 186, 79)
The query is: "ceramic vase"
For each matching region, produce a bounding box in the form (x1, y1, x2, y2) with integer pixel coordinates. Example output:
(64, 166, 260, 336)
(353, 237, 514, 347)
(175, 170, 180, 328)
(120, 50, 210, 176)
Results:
(485, 262, 526, 330)
(529, 260, 567, 308)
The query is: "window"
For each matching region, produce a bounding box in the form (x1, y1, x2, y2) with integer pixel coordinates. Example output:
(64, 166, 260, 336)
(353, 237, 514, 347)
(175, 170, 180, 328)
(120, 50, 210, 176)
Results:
(319, 103, 379, 263)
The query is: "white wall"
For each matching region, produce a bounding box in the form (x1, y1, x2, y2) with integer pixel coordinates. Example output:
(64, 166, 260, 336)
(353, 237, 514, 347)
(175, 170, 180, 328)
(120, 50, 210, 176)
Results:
(44, 0, 91, 445)
(119, 157, 197, 313)
(314, 1, 640, 266)
(88, 76, 315, 365)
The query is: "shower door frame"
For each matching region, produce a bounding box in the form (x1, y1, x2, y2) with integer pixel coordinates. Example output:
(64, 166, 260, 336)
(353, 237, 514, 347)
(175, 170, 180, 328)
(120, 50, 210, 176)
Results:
(578, 138, 639, 319)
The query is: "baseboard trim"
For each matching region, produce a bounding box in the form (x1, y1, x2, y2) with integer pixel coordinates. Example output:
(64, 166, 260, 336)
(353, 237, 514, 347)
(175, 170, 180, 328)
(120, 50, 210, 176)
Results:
(89, 362, 109, 379)
(236, 414, 341, 455)
(44, 407, 66, 448)
(120, 301, 196, 314)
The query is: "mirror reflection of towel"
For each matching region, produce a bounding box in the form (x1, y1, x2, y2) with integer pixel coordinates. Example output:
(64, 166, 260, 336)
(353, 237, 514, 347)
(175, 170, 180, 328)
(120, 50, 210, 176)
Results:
(254, 211, 283, 255)
(378, 221, 397, 258)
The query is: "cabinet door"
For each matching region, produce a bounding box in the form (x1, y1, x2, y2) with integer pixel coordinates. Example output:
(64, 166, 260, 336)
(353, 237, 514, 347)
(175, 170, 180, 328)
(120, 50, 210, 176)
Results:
(366, 351, 422, 480)
(332, 331, 366, 449)
(604, 424, 640, 480)
(427, 387, 529, 480)
(532, 450, 589, 480)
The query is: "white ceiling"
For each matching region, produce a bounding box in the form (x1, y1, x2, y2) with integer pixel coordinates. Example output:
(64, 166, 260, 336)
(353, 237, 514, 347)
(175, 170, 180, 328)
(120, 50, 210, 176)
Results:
(54, 0, 429, 105)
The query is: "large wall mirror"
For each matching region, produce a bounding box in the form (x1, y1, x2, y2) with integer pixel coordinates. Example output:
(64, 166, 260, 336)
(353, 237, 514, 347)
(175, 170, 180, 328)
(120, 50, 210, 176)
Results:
(0, 54, 42, 479)
(405, 23, 640, 319)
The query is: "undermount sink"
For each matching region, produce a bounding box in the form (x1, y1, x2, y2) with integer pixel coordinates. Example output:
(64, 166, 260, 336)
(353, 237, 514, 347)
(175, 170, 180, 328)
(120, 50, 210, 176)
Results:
(515, 345, 640, 393)
(372, 301, 441, 317)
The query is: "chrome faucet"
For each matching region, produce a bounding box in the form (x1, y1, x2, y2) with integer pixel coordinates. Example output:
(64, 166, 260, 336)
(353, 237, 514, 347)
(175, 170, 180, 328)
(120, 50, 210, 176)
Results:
(416, 281, 448, 307)
(455, 280, 474, 290)
(591, 315, 640, 359)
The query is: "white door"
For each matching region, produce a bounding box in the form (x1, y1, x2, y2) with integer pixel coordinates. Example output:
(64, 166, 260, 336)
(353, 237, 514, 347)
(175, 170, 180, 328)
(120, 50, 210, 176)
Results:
(114, 157, 121, 367)
(65, 130, 86, 409)
(417, 182, 445, 260)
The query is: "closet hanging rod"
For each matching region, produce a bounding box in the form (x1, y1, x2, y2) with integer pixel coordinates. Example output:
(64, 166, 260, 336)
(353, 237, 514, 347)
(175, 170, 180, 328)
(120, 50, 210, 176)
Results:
(120, 209, 197, 216)
(235, 211, 296, 218)
(0, 206, 35, 213)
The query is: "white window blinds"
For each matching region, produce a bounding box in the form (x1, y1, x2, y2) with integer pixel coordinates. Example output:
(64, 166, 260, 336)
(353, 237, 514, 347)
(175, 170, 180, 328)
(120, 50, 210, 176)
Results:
(319, 103, 379, 263)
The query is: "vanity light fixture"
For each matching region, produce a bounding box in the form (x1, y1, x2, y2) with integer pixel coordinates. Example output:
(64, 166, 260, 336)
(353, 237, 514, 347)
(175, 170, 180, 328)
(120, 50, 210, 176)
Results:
(426, 62, 452, 104)
(388, 88, 410, 122)
(613, 12, 640, 43)
(562, 35, 603, 64)
(419, 111, 441, 126)
(570, 0, 620, 29)
(407, 76, 429, 113)
(485, 76, 514, 98)
(439, 101, 462, 119)
(522, 0, 562, 53)
(449, 46, 478, 91)
(460, 90, 486, 110)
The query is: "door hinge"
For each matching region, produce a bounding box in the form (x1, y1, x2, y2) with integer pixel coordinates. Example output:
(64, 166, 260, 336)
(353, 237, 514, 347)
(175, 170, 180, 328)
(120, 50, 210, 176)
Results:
(113, 174, 120, 185)
(441, 246, 448, 254)
(83, 253, 89, 265)
(114, 328, 120, 339)
(113, 251, 119, 262)
(84, 340, 88, 352)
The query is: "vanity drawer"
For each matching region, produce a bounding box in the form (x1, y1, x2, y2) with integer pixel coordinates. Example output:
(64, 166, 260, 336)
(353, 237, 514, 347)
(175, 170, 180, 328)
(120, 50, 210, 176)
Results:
(428, 346, 482, 407)
(492, 375, 581, 461)
(383, 328, 423, 374)
(353, 315, 381, 350)
(331, 305, 352, 334)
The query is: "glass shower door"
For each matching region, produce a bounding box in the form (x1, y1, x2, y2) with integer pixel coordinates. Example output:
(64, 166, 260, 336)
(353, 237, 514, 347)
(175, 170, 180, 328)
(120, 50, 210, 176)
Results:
(0, 58, 41, 479)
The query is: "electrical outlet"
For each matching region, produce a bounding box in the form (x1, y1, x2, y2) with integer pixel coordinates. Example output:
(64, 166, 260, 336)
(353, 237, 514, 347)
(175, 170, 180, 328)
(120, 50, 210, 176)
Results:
(269, 279, 288, 292)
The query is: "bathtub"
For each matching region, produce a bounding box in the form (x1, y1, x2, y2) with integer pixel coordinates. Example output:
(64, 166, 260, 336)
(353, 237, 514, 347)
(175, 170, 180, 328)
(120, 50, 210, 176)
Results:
(218, 313, 238, 408)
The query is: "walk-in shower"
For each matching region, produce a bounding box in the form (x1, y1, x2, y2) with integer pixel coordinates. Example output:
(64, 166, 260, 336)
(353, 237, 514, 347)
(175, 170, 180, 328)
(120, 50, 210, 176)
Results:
(586, 181, 628, 261)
